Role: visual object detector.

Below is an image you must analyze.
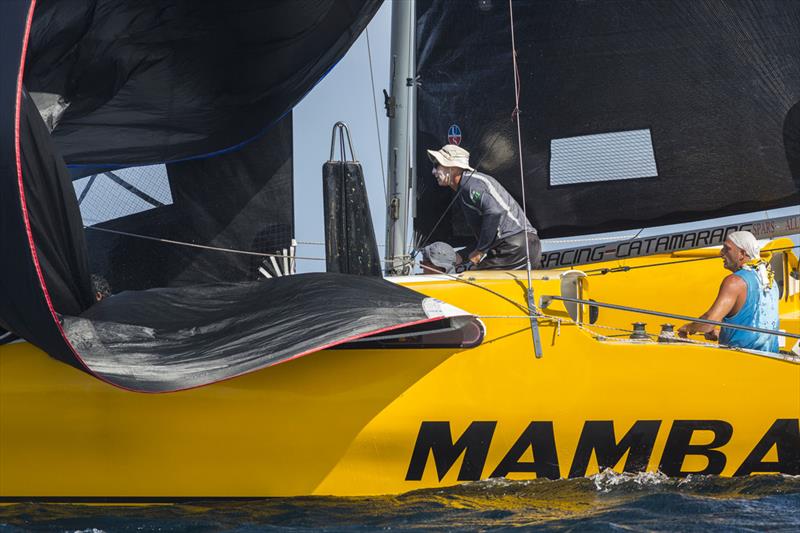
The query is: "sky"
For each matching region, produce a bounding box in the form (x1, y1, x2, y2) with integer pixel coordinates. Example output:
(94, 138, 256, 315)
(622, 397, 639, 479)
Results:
(292, 3, 392, 273)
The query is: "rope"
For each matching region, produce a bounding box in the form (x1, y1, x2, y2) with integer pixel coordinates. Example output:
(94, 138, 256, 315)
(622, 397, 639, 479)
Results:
(419, 262, 533, 314)
(85, 226, 327, 261)
(473, 312, 797, 356)
(574, 322, 799, 359)
(85, 226, 405, 264)
(574, 321, 713, 347)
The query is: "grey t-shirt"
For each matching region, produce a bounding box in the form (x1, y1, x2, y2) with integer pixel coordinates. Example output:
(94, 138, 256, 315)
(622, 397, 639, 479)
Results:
(456, 171, 536, 253)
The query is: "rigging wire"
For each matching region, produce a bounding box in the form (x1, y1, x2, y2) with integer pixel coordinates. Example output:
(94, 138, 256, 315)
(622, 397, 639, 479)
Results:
(365, 27, 388, 203)
(295, 240, 385, 247)
(411, 2, 539, 271)
(508, 0, 532, 280)
(584, 254, 717, 275)
(402, 6, 417, 265)
(508, 0, 543, 357)
(546, 235, 638, 243)
(613, 227, 645, 270)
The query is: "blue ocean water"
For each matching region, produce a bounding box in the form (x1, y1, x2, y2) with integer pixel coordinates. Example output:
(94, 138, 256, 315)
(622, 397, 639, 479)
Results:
(1, 472, 798, 532)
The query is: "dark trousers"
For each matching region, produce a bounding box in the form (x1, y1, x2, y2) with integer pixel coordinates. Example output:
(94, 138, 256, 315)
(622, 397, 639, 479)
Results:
(475, 231, 541, 270)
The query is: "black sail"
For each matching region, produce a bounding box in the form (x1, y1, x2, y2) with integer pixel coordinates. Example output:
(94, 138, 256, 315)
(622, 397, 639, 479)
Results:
(25, 0, 384, 175)
(0, 0, 470, 392)
(415, 0, 800, 243)
(0, 3, 85, 366)
(82, 118, 296, 292)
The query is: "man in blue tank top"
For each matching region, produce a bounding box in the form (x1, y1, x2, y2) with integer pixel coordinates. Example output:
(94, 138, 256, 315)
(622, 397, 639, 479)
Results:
(678, 231, 780, 352)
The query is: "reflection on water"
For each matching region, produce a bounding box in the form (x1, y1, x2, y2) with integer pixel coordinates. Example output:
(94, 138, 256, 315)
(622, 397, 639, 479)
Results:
(1, 472, 798, 532)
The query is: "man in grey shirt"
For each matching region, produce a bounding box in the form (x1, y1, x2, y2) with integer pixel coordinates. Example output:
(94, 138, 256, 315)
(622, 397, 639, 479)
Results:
(427, 144, 541, 270)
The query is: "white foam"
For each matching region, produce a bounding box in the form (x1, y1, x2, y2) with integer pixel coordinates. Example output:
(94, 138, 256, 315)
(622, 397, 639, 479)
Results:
(591, 469, 670, 492)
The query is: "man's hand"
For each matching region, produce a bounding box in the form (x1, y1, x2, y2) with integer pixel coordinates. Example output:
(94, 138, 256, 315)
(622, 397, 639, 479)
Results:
(469, 250, 484, 265)
(678, 322, 720, 340)
(704, 327, 720, 341)
(677, 275, 744, 341)
(455, 253, 463, 265)
(677, 323, 695, 338)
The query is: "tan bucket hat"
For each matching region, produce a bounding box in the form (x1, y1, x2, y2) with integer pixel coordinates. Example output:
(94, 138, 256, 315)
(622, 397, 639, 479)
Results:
(427, 144, 474, 171)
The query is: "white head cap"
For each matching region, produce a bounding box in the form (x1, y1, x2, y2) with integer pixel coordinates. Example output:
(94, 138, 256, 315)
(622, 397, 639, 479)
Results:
(427, 144, 474, 171)
(727, 230, 761, 260)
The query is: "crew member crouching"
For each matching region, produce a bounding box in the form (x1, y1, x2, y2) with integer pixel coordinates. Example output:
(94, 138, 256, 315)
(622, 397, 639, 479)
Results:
(426, 144, 541, 270)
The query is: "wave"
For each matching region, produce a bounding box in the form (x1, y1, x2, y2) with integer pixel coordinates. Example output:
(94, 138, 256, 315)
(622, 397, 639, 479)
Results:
(1, 475, 798, 532)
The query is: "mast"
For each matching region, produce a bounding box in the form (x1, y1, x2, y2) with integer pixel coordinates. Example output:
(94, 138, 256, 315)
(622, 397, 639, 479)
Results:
(384, 0, 416, 275)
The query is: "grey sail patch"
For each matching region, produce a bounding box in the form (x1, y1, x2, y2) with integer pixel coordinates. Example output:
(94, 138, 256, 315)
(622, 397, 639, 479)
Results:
(550, 129, 658, 186)
(30, 92, 69, 132)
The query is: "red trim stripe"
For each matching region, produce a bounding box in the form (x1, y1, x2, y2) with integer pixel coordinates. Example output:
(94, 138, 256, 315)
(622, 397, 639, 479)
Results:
(14, 0, 111, 382)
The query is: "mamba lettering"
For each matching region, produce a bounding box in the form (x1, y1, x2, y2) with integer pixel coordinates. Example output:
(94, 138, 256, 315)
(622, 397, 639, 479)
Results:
(406, 419, 800, 481)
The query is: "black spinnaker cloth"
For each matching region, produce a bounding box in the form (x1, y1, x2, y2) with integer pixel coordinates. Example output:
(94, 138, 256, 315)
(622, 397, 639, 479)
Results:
(63, 274, 442, 392)
(26, 0, 384, 175)
(1, 0, 467, 392)
(0, 2, 77, 363)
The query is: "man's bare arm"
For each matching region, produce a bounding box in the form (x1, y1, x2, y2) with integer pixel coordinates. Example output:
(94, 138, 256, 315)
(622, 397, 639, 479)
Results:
(678, 275, 745, 338)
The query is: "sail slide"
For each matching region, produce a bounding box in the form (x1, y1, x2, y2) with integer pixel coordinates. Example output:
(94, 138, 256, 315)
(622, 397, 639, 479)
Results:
(416, 0, 800, 243)
(0, 0, 475, 392)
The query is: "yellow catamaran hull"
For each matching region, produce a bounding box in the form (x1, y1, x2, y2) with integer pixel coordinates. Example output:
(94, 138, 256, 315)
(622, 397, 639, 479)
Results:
(1, 243, 798, 499)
